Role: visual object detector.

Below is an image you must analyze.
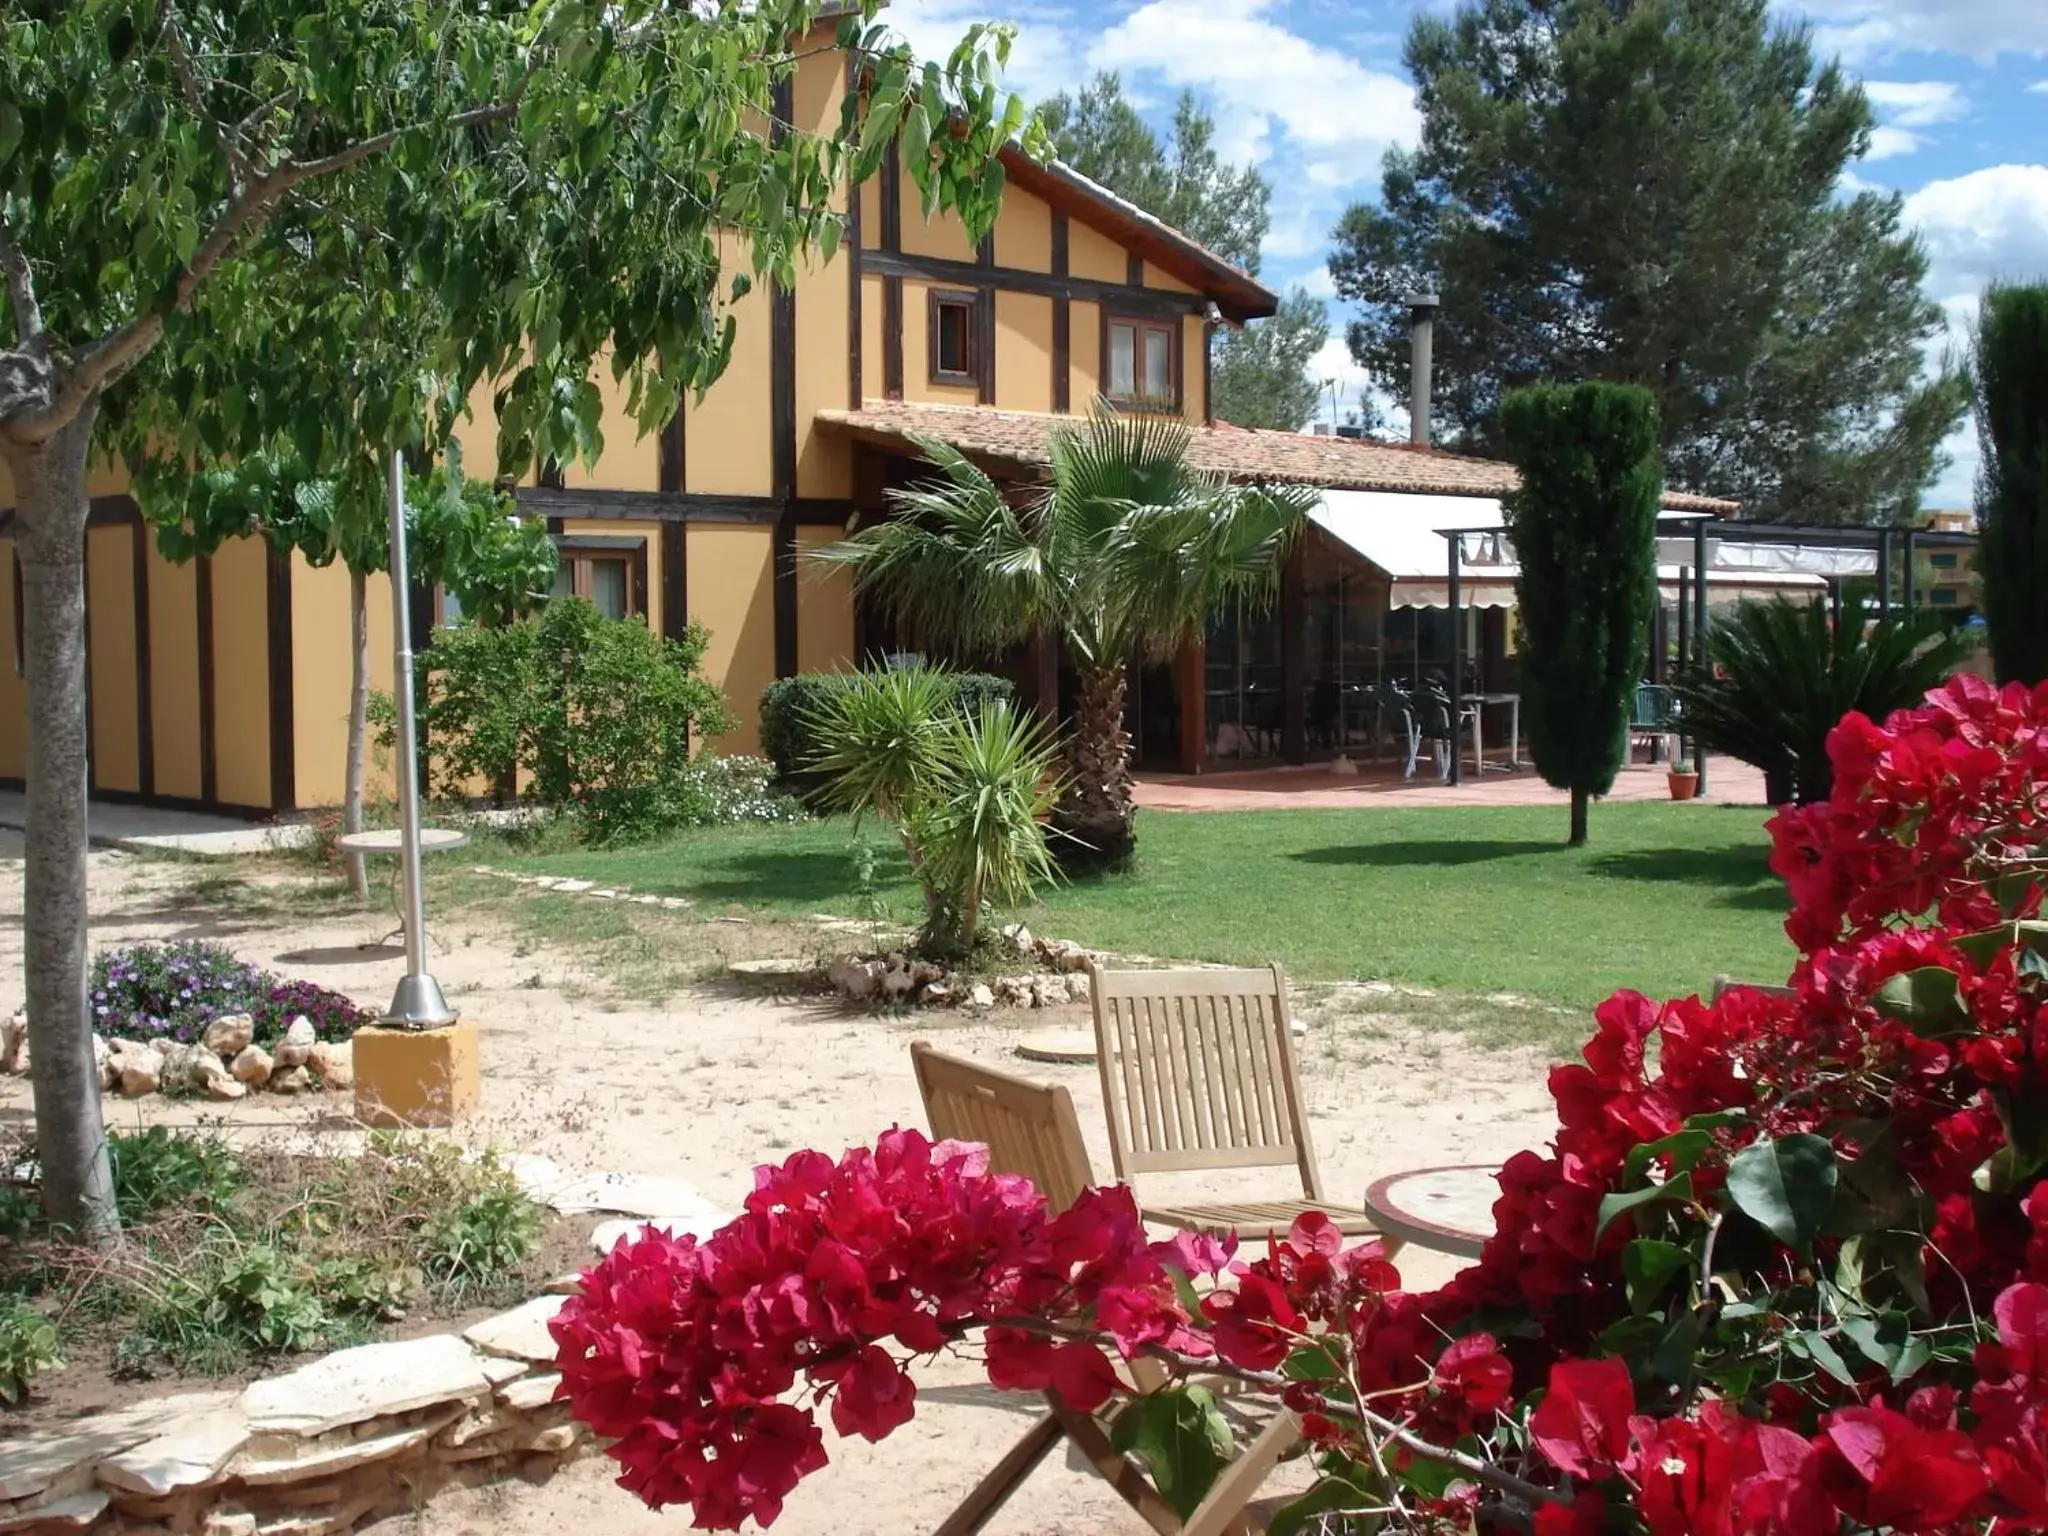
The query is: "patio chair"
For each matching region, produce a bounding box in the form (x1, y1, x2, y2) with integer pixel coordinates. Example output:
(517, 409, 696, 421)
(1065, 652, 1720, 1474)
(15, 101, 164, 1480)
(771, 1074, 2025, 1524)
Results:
(910, 1042, 1302, 1536)
(1086, 963, 1386, 1240)
(1631, 684, 1680, 764)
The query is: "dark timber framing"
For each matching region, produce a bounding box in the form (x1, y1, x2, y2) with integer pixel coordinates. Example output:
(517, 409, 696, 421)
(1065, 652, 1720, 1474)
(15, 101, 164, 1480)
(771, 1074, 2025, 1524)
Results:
(845, 54, 864, 411)
(264, 540, 295, 812)
(195, 552, 217, 806)
(661, 522, 688, 641)
(880, 144, 905, 400)
(518, 487, 853, 525)
(770, 74, 801, 682)
(130, 518, 154, 798)
(863, 250, 1206, 322)
(1050, 212, 1071, 413)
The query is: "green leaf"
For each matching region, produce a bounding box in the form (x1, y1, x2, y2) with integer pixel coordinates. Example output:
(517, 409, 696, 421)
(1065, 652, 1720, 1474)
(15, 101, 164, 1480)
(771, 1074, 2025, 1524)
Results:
(1788, 1329, 1857, 1386)
(1281, 1339, 1342, 1382)
(1623, 1239, 1695, 1314)
(1624, 1129, 1713, 1186)
(1595, 1170, 1694, 1242)
(1873, 967, 1966, 1033)
(1726, 1134, 1837, 1251)
(1268, 1474, 1381, 1536)
(1109, 1388, 1234, 1521)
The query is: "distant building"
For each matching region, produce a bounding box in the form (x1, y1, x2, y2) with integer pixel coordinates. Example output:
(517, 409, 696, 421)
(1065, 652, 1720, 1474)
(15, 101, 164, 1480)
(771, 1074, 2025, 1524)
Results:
(1921, 510, 1978, 611)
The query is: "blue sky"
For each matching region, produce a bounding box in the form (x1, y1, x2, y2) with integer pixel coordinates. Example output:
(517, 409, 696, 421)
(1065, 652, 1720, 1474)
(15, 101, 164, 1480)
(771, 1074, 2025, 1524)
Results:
(885, 0, 2048, 509)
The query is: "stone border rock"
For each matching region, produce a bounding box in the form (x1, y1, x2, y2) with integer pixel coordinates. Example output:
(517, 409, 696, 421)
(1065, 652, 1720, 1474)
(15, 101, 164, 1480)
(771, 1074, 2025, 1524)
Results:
(4, 1013, 352, 1105)
(0, 1158, 723, 1536)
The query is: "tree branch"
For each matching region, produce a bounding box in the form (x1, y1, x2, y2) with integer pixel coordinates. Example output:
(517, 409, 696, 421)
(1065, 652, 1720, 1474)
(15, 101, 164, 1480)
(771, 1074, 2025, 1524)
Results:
(12, 95, 522, 443)
(160, 10, 253, 190)
(0, 211, 42, 343)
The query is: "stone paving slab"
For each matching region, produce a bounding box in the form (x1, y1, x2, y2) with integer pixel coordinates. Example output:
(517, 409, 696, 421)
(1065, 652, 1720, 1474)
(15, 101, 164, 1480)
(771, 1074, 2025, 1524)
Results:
(238, 1336, 491, 1438)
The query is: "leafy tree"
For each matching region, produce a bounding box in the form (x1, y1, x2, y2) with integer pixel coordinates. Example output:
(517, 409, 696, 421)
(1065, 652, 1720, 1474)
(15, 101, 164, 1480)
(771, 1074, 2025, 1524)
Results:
(1677, 592, 1969, 805)
(0, 1, 1031, 1239)
(1040, 73, 1268, 274)
(1501, 382, 1662, 846)
(1974, 283, 2048, 686)
(813, 407, 1313, 863)
(139, 444, 556, 895)
(1211, 289, 1329, 432)
(1329, 0, 1965, 524)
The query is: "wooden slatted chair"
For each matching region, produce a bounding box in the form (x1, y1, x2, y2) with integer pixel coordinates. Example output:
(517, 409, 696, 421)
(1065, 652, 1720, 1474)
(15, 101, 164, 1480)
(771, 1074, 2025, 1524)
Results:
(911, 1042, 1301, 1536)
(1087, 963, 1382, 1239)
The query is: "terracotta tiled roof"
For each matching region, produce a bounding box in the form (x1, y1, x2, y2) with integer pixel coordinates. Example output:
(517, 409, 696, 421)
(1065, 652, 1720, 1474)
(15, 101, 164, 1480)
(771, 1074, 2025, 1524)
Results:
(816, 401, 1741, 515)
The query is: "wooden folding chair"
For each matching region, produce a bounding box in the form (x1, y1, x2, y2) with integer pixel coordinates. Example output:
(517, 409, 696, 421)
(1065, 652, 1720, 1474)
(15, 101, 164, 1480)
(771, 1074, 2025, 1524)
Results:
(1087, 963, 1384, 1239)
(911, 1043, 1301, 1536)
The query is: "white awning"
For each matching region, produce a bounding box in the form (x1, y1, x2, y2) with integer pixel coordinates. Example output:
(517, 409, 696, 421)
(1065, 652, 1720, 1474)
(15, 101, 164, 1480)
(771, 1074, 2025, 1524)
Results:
(1308, 489, 1827, 611)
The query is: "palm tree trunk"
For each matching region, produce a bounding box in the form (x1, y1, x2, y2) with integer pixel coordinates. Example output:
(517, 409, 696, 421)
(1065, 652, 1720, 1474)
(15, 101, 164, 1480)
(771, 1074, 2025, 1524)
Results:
(1058, 663, 1136, 865)
(344, 566, 370, 901)
(6, 404, 120, 1241)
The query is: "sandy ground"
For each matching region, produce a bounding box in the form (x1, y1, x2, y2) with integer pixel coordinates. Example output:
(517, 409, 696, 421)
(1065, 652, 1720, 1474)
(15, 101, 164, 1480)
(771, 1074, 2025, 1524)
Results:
(0, 833, 1560, 1535)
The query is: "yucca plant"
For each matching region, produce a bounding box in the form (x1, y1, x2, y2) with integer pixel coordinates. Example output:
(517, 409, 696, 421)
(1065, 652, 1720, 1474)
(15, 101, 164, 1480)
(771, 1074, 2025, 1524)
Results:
(811, 404, 1314, 864)
(808, 671, 1064, 956)
(1677, 592, 1972, 805)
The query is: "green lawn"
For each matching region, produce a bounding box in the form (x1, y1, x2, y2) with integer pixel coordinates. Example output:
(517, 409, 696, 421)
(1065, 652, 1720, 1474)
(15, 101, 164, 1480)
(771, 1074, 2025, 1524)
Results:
(477, 802, 1794, 1012)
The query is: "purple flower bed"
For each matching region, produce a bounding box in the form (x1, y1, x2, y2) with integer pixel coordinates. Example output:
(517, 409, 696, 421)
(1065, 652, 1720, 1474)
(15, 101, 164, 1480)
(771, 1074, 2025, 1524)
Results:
(88, 942, 373, 1047)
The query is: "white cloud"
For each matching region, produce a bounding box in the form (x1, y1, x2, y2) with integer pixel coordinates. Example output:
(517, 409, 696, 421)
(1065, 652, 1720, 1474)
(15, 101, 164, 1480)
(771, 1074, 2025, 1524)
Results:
(1901, 166, 2048, 510)
(1792, 1, 2048, 61)
(1904, 163, 2048, 307)
(1864, 125, 1922, 161)
(1297, 264, 1339, 300)
(2032, 80, 2048, 94)
(1862, 79, 1967, 127)
(1087, 0, 1419, 176)
(1302, 335, 1401, 434)
(878, 0, 1083, 104)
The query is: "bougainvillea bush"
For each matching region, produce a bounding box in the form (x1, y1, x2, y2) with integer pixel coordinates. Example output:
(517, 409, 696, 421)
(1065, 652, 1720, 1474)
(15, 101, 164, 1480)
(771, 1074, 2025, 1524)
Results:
(89, 941, 372, 1046)
(554, 674, 2048, 1534)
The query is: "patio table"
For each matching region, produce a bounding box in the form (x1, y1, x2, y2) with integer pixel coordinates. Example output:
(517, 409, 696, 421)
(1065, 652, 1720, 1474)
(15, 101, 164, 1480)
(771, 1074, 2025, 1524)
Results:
(336, 827, 470, 944)
(1363, 1163, 1502, 1259)
(1461, 692, 1522, 773)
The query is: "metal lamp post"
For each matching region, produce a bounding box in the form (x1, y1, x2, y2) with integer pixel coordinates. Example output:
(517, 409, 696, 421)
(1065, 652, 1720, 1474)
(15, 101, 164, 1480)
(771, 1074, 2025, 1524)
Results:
(382, 449, 458, 1028)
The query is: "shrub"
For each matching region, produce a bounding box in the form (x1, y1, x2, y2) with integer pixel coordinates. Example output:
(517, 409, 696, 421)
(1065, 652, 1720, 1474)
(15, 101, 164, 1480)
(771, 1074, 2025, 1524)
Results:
(559, 675, 2048, 1536)
(1975, 282, 2048, 685)
(1678, 591, 1971, 805)
(667, 754, 806, 828)
(1501, 381, 1663, 846)
(416, 598, 736, 844)
(88, 942, 373, 1047)
(807, 670, 1062, 956)
(758, 668, 1015, 787)
(109, 1128, 244, 1221)
(0, 1298, 60, 1406)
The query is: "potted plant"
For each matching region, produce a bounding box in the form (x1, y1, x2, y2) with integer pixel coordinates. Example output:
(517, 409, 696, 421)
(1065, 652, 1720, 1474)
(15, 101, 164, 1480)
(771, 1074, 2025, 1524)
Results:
(1667, 758, 1699, 800)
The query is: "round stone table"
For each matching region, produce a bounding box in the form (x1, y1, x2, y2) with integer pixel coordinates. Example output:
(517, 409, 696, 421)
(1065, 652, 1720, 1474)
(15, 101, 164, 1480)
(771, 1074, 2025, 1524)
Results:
(334, 827, 471, 858)
(1362, 1164, 1502, 1259)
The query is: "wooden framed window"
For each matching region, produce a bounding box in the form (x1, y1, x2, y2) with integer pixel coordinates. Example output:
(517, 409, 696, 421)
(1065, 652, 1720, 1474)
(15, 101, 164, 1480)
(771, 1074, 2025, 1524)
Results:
(1103, 315, 1178, 409)
(549, 535, 647, 622)
(928, 289, 980, 387)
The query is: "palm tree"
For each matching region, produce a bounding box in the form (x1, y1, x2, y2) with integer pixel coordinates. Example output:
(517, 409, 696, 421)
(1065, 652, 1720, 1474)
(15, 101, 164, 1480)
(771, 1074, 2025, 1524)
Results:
(1677, 591, 1972, 805)
(814, 406, 1311, 862)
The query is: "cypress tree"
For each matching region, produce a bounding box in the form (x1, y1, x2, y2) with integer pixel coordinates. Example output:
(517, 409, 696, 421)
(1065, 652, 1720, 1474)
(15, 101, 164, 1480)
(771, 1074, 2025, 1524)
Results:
(1975, 284, 2048, 686)
(1501, 383, 1663, 846)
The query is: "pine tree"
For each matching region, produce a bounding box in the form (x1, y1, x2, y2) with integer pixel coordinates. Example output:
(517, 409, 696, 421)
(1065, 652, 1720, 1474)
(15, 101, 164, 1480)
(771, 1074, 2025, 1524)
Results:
(1329, 0, 1964, 523)
(1500, 383, 1663, 846)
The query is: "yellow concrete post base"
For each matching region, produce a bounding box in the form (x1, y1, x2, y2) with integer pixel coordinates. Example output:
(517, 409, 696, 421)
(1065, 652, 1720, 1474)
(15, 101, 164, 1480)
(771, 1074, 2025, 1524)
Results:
(351, 1020, 482, 1128)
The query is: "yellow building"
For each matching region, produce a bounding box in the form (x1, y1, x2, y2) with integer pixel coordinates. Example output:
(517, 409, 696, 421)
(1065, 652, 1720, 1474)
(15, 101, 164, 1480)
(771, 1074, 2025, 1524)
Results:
(0, 31, 1285, 816)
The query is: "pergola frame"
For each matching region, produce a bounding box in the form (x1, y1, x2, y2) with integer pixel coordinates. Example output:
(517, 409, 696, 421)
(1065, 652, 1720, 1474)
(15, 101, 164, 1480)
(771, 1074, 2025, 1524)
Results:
(1434, 516, 1982, 792)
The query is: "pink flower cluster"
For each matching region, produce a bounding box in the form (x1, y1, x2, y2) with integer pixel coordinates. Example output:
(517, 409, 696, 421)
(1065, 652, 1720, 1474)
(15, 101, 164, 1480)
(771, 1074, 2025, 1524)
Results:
(549, 1130, 1231, 1528)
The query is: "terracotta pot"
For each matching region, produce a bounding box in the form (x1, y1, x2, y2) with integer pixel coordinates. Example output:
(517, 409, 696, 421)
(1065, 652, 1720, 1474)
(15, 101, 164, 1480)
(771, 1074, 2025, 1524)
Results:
(1667, 772, 1700, 801)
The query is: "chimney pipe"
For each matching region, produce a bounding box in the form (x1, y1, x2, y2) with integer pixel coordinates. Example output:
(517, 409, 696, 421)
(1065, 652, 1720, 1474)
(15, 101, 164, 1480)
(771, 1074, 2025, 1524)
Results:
(1406, 292, 1439, 448)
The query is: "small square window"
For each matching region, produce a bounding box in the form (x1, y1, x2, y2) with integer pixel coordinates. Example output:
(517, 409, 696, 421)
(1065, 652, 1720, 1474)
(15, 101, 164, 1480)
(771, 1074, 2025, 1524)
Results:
(1105, 316, 1177, 408)
(929, 290, 979, 386)
(1930, 587, 1958, 606)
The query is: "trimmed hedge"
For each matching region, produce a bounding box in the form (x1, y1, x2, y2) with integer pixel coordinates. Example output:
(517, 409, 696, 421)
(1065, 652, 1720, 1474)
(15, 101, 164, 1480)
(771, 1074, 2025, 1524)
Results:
(759, 669, 1017, 786)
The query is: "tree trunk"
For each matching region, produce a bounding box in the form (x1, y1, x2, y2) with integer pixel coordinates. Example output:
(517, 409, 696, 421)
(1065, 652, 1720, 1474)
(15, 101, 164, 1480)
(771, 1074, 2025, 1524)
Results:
(344, 567, 370, 901)
(1569, 786, 1590, 848)
(1056, 663, 1136, 867)
(6, 403, 119, 1241)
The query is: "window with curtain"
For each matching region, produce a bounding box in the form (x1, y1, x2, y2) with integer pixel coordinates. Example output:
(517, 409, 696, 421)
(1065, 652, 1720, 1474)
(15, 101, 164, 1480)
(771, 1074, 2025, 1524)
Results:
(1105, 316, 1176, 407)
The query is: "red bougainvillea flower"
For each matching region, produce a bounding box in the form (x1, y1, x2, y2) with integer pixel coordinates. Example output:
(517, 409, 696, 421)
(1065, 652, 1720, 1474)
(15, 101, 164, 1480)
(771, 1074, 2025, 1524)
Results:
(1201, 1270, 1303, 1372)
(1530, 1357, 1637, 1480)
(1818, 1404, 1989, 1531)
